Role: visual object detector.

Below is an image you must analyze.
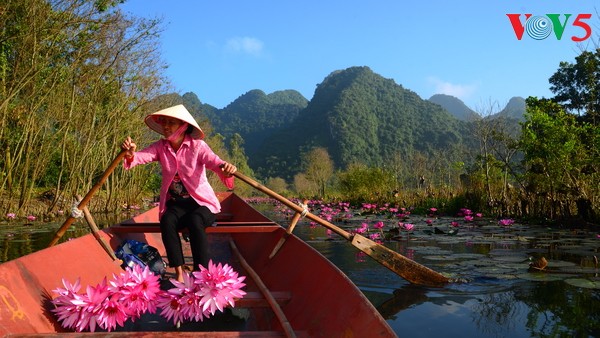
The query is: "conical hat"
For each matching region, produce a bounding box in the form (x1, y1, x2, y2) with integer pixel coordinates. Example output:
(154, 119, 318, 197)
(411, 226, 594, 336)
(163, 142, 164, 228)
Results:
(144, 104, 204, 139)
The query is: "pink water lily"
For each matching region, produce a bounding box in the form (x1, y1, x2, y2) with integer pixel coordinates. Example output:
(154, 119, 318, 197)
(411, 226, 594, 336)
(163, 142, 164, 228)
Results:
(52, 261, 245, 332)
(109, 265, 161, 319)
(26, 215, 36, 221)
(498, 219, 515, 227)
(373, 221, 385, 230)
(402, 223, 415, 231)
(6, 213, 16, 220)
(156, 292, 185, 325)
(193, 260, 247, 316)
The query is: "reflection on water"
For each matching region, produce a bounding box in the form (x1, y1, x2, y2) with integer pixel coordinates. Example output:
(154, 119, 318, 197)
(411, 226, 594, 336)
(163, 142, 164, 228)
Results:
(294, 217, 600, 338)
(1, 208, 599, 337)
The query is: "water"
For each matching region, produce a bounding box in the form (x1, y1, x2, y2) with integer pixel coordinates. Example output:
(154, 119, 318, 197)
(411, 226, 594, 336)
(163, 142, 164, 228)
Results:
(1, 209, 599, 337)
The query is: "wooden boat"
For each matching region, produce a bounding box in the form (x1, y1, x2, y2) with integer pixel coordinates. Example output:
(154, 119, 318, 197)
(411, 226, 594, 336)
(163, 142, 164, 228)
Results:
(0, 192, 397, 337)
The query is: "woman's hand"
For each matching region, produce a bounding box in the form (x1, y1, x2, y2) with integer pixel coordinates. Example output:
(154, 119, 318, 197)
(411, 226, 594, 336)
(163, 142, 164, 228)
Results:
(220, 162, 237, 177)
(121, 136, 137, 160)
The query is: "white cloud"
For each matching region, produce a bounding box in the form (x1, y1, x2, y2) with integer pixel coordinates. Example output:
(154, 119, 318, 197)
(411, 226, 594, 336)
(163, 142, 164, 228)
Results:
(225, 37, 264, 56)
(427, 76, 477, 100)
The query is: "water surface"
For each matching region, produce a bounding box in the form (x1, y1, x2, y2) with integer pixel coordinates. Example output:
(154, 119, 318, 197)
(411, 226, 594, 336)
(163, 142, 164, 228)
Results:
(1, 209, 599, 337)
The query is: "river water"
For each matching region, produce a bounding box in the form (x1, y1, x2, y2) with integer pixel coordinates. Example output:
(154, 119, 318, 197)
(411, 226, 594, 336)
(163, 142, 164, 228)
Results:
(1, 205, 599, 337)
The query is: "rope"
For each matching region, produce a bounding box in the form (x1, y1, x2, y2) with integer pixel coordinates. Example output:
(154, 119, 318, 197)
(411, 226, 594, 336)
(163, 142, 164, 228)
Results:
(298, 201, 309, 218)
(70, 202, 84, 219)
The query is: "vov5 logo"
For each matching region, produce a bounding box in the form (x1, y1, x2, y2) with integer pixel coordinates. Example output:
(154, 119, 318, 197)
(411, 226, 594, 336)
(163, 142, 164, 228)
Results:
(507, 14, 593, 41)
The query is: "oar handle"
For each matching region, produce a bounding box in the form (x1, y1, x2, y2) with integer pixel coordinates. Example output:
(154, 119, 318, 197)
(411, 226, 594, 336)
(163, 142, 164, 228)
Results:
(232, 172, 351, 240)
(48, 150, 128, 247)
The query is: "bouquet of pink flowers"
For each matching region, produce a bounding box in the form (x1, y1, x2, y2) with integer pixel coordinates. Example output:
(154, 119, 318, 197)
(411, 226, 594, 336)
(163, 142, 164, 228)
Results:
(51, 260, 246, 332)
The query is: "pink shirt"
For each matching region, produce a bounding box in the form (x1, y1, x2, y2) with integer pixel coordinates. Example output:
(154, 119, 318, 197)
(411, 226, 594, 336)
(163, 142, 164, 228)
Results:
(123, 135, 234, 217)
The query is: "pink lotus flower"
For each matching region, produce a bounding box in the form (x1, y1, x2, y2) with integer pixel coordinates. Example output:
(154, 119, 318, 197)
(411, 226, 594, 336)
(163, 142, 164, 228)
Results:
(53, 262, 246, 332)
(451, 221, 460, 228)
(109, 265, 161, 318)
(369, 233, 381, 240)
(156, 293, 185, 325)
(498, 219, 515, 227)
(373, 221, 385, 230)
(464, 215, 474, 222)
(402, 223, 415, 231)
(429, 207, 437, 213)
(6, 213, 15, 220)
(168, 271, 206, 322)
(26, 215, 36, 221)
(193, 260, 247, 316)
(51, 278, 84, 331)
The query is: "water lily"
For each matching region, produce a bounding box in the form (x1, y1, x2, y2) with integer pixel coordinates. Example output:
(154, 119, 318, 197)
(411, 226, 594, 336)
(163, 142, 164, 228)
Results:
(53, 262, 246, 332)
(193, 260, 247, 316)
(26, 215, 36, 222)
(498, 219, 515, 227)
(6, 213, 16, 220)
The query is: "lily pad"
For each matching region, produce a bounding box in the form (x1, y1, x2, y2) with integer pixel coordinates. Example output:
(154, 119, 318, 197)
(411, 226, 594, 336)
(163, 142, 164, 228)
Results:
(564, 278, 600, 289)
(517, 272, 570, 282)
(546, 260, 577, 268)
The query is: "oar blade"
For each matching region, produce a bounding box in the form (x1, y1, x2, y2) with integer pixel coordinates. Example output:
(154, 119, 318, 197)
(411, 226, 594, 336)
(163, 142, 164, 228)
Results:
(352, 234, 449, 287)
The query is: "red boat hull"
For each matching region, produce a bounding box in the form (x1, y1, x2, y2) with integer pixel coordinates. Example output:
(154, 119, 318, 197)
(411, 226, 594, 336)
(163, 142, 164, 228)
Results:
(0, 192, 396, 337)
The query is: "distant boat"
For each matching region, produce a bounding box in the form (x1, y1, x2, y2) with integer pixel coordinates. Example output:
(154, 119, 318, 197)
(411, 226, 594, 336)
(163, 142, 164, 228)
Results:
(0, 192, 396, 337)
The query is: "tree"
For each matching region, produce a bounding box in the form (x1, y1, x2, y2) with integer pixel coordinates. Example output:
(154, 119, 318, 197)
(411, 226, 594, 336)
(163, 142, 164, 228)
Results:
(228, 133, 254, 196)
(519, 97, 598, 220)
(549, 48, 600, 124)
(303, 147, 334, 198)
(0, 0, 167, 215)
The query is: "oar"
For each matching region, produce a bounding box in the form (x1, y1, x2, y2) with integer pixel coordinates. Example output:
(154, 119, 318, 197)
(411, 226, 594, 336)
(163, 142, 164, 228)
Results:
(269, 199, 308, 258)
(232, 171, 450, 287)
(48, 150, 127, 247)
(76, 195, 118, 261)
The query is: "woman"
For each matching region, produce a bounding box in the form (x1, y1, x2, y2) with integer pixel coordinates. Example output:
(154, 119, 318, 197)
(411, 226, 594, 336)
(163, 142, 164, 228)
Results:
(121, 104, 237, 282)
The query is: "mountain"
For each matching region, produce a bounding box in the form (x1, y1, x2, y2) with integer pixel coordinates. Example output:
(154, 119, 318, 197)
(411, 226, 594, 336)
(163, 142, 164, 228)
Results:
(250, 66, 474, 179)
(182, 89, 308, 157)
(428, 94, 480, 121)
(493, 96, 526, 120)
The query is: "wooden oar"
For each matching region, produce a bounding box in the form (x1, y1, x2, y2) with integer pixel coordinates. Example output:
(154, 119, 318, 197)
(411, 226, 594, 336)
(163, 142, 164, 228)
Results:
(76, 195, 118, 261)
(232, 171, 450, 287)
(269, 199, 308, 258)
(48, 150, 127, 247)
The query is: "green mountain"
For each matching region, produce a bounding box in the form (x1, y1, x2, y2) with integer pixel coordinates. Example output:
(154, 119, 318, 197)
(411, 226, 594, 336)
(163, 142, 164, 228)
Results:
(493, 96, 526, 121)
(429, 94, 480, 121)
(251, 66, 473, 179)
(191, 89, 308, 156)
(172, 67, 483, 180)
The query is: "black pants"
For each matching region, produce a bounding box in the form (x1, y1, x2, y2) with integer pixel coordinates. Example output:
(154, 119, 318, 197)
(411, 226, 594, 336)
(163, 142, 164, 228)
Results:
(160, 198, 215, 270)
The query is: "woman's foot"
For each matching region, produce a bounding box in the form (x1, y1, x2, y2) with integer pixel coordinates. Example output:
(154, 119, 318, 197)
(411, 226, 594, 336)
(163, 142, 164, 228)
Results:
(174, 266, 185, 282)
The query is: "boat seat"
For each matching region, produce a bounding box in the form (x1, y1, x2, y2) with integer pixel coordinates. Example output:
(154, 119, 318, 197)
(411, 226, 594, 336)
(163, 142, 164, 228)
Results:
(237, 291, 292, 308)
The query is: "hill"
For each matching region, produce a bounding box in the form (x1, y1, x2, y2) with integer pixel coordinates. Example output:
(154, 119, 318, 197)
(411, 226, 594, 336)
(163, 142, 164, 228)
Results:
(250, 66, 474, 179)
(182, 89, 308, 157)
(492, 96, 526, 121)
(428, 94, 480, 121)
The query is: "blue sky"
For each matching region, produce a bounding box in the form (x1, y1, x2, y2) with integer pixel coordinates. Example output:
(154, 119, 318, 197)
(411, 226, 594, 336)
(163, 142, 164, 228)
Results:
(119, 1, 598, 111)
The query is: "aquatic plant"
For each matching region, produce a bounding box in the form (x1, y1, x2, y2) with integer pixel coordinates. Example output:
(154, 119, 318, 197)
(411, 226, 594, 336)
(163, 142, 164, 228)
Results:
(51, 261, 246, 332)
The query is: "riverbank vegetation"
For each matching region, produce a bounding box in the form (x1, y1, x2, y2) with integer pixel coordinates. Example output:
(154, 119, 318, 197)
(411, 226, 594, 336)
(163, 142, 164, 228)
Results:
(1, 1, 598, 227)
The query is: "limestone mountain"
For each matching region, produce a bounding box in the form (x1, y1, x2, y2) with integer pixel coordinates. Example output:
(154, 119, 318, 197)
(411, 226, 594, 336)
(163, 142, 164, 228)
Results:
(428, 94, 480, 121)
(251, 66, 474, 179)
